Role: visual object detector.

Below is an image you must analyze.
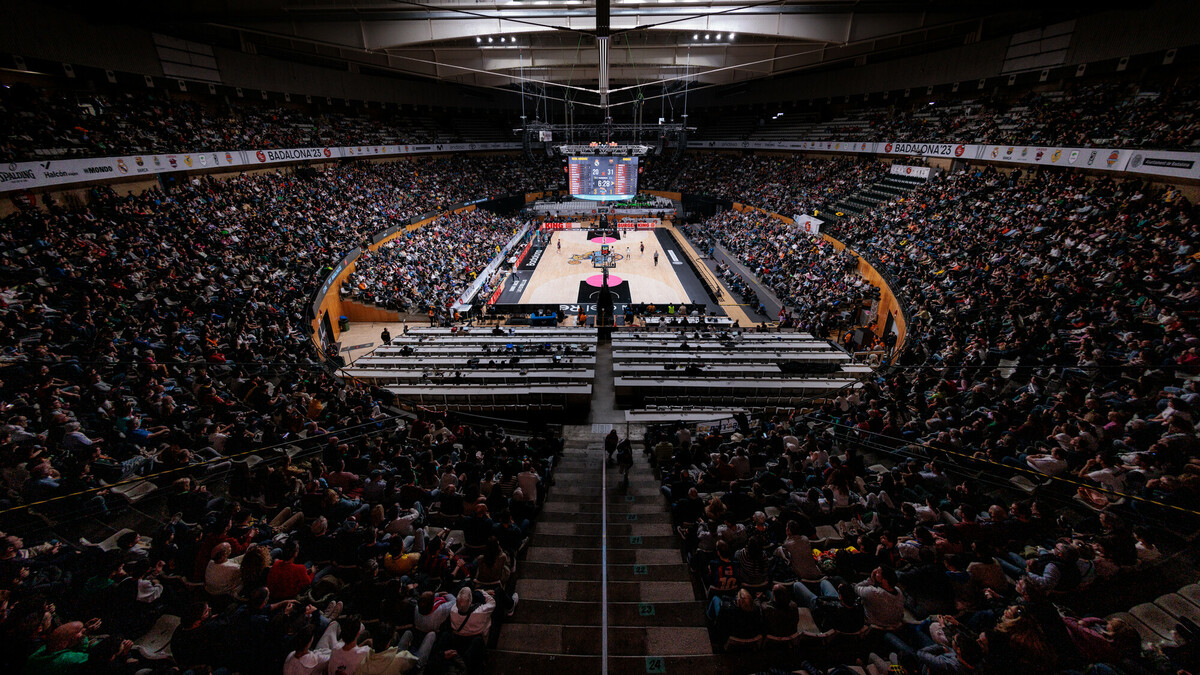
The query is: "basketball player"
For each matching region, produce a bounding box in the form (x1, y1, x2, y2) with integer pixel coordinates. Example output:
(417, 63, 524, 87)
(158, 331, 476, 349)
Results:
(626, 246, 631, 260)
(654, 251, 659, 266)
(640, 241, 645, 255)
(557, 239, 561, 253)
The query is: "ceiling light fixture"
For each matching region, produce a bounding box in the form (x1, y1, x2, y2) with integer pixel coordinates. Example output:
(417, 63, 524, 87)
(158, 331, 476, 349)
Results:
(728, 33, 735, 40)
(705, 34, 711, 39)
(476, 37, 481, 43)
(488, 37, 494, 42)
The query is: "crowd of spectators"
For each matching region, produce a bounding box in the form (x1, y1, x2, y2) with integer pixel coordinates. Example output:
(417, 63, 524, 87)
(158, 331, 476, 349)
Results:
(344, 211, 522, 316)
(688, 209, 878, 338)
(690, 80, 1200, 150)
(0, 83, 516, 162)
(0, 154, 560, 674)
(646, 155, 885, 215)
(643, 153, 1200, 672)
(858, 82, 1200, 150)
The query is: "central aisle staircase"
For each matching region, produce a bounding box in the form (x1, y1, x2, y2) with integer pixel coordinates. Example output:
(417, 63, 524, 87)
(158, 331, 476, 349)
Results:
(489, 428, 717, 674)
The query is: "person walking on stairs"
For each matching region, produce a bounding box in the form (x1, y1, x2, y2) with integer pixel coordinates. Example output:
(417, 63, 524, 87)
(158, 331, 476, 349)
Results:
(616, 438, 634, 487)
(604, 429, 619, 465)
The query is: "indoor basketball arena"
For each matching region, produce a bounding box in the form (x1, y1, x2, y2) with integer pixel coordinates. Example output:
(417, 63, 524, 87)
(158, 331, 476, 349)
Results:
(4, 2, 1200, 675)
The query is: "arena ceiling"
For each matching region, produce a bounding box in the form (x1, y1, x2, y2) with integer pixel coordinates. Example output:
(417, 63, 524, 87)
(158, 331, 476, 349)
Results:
(98, 0, 1121, 109)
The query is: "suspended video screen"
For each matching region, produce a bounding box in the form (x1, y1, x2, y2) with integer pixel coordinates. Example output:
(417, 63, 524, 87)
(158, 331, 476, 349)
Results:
(568, 156, 638, 201)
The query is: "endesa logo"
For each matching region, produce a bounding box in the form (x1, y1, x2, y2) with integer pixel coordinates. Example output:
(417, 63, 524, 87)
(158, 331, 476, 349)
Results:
(884, 143, 893, 153)
(954, 144, 966, 157)
(256, 150, 267, 163)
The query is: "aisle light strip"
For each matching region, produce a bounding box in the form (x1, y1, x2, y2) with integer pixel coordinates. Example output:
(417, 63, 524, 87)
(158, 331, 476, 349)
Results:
(601, 438, 609, 672)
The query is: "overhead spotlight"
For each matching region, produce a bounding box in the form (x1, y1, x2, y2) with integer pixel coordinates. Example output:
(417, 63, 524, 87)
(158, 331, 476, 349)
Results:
(716, 33, 722, 40)
(728, 33, 735, 40)
(693, 34, 698, 40)
(488, 37, 494, 42)
(476, 37, 481, 43)
(705, 34, 711, 39)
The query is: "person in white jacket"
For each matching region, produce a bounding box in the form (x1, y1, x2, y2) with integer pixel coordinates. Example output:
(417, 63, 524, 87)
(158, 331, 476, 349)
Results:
(284, 623, 331, 675)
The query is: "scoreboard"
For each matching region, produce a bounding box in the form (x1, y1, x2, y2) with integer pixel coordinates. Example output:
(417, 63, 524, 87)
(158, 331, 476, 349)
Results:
(568, 156, 638, 201)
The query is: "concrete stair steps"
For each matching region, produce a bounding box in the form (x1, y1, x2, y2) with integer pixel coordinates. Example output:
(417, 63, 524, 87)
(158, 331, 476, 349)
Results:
(531, 521, 675, 537)
(519, 561, 698, 582)
(537, 510, 671, 524)
(488, 651, 774, 675)
(549, 485, 664, 497)
(526, 546, 682, 565)
(496, 624, 713, 656)
(506, 599, 707, 627)
(515, 579, 697, 603)
(541, 501, 668, 513)
(530, 533, 680, 549)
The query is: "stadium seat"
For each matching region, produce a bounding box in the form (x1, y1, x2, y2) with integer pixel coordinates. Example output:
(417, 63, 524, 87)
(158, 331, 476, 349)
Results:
(1129, 602, 1183, 642)
(1155, 593, 1200, 625)
(723, 634, 763, 651)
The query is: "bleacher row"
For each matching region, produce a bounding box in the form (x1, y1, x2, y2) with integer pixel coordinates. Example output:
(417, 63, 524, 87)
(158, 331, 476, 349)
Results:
(820, 172, 926, 229)
(612, 331, 868, 408)
(345, 327, 597, 416)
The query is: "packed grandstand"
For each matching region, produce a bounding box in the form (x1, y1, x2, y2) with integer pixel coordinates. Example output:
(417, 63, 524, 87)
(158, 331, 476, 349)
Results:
(4, 2, 1200, 674)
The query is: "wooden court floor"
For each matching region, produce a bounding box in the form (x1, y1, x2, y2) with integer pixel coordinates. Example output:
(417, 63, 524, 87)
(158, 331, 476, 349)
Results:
(518, 230, 692, 305)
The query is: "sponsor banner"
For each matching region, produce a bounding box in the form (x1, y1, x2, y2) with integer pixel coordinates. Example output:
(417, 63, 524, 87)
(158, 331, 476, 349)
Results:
(1, 142, 522, 193)
(518, 244, 543, 270)
(252, 147, 335, 164)
(889, 164, 932, 180)
(0, 156, 121, 191)
(540, 221, 588, 230)
(794, 214, 823, 236)
(981, 145, 1132, 172)
(1125, 150, 1200, 180)
(879, 142, 976, 159)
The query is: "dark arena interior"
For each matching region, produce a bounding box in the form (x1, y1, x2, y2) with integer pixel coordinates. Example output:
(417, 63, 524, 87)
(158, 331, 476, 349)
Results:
(6, 1, 1200, 674)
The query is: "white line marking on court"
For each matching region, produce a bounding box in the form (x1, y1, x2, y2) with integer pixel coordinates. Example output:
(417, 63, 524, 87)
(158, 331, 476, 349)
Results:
(667, 250, 682, 265)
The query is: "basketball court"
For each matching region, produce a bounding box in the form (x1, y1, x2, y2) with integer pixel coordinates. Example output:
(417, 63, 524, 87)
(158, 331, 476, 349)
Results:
(494, 225, 720, 316)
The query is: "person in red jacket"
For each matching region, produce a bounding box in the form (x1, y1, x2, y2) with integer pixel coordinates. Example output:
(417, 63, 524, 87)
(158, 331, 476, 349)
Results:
(266, 541, 313, 600)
